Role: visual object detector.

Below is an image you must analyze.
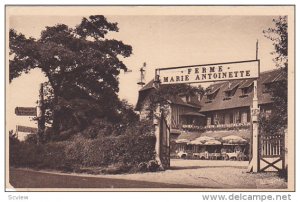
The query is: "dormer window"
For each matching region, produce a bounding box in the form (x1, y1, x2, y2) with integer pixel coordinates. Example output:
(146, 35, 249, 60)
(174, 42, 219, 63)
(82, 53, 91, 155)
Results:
(239, 79, 254, 97)
(224, 91, 231, 97)
(223, 81, 240, 100)
(223, 90, 234, 100)
(207, 93, 216, 101)
(241, 86, 252, 95)
(205, 87, 220, 103)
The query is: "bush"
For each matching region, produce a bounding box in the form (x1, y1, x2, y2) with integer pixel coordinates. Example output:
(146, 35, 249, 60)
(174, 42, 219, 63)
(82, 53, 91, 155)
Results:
(9, 120, 157, 173)
(10, 140, 70, 170)
(37, 142, 69, 170)
(138, 162, 148, 172)
(147, 160, 160, 172)
(79, 133, 156, 167)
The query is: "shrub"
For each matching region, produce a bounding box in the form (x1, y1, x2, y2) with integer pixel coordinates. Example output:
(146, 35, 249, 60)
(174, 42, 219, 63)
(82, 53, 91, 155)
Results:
(9, 120, 157, 173)
(137, 162, 148, 172)
(80, 134, 156, 167)
(147, 160, 160, 172)
(37, 142, 69, 170)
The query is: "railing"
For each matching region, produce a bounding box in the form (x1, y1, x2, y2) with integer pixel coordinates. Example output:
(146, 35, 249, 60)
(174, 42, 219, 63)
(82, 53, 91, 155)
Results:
(204, 122, 251, 131)
(172, 122, 251, 132)
(181, 124, 203, 130)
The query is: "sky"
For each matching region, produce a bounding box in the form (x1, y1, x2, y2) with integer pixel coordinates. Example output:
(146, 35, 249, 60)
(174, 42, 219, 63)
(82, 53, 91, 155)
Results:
(8, 14, 278, 136)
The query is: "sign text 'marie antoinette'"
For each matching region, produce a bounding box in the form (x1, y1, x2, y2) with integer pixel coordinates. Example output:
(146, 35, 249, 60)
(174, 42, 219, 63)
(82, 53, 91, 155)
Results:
(158, 60, 259, 84)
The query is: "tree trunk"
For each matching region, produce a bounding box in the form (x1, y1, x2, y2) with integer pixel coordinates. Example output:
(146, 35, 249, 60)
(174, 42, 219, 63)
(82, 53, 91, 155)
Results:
(52, 91, 60, 137)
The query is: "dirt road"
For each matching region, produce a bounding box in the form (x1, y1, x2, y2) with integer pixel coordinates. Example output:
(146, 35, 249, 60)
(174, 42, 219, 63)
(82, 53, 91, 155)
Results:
(8, 159, 287, 190)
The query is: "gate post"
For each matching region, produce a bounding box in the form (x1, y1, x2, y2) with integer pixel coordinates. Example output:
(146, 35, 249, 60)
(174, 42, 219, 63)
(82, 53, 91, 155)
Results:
(248, 79, 260, 173)
(153, 103, 163, 169)
(153, 72, 164, 170)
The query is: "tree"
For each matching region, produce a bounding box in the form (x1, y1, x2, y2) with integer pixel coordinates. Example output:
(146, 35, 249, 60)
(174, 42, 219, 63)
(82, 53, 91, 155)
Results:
(261, 16, 288, 133)
(9, 15, 133, 136)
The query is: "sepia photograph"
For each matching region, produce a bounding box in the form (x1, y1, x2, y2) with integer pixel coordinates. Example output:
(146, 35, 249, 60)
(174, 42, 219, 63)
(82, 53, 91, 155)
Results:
(5, 5, 295, 191)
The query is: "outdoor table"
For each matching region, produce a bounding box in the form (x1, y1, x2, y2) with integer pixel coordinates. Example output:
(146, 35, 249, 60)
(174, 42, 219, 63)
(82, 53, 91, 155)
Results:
(226, 152, 238, 160)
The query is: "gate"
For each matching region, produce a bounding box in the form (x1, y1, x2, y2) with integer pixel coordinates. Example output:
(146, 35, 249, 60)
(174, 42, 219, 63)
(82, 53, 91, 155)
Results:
(159, 113, 170, 169)
(259, 132, 285, 171)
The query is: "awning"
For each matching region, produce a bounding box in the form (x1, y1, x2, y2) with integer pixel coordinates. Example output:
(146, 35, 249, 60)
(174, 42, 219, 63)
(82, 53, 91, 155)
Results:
(175, 130, 250, 145)
(222, 135, 248, 144)
(204, 140, 222, 145)
(200, 130, 250, 140)
(175, 139, 190, 144)
(180, 112, 205, 117)
(188, 139, 203, 145)
(193, 136, 215, 142)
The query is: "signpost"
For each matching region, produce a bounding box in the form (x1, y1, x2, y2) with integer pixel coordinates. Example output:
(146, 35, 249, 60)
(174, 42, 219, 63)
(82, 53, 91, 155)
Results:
(14, 83, 45, 144)
(15, 107, 37, 116)
(154, 59, 260, 172)
(16, 125, 38, 133)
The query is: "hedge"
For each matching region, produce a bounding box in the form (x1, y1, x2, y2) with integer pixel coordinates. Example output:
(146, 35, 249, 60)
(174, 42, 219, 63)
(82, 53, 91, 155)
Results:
(9, 123, 157, 173)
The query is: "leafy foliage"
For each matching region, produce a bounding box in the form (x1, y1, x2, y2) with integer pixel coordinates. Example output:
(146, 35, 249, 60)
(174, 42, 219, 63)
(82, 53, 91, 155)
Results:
(9, 15, 133, 136)
(10, 121, 156, 173)
(260, 16, 288, 133)
(147, 83, 204, 119)
(263, 16, 288, 70)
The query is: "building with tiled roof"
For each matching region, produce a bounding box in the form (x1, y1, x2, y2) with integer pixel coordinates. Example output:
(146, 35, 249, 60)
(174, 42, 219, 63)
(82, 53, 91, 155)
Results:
(135, 79, 202, 123)
(199, 69, 283, 112)
(135, 68, 285, 160)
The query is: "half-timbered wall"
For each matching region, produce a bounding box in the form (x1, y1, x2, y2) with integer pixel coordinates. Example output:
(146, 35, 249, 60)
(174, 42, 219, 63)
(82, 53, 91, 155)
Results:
(170, 104, 199, 129)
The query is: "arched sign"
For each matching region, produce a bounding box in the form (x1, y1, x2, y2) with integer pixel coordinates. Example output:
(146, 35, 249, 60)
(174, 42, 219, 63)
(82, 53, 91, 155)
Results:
(154, 59, 260, 172)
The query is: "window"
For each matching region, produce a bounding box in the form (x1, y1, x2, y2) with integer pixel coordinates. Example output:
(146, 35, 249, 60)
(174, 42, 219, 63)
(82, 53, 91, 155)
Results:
(219, 113, 225, 124)
(241, 112, 248, 123)
(247, 111, 250, 122)
(207, 93, 216, 101)
(206, 87, 220, 102)
(207, 117, 212, 126)
(230, 113, 234, 123)
(224, 113, 231, 124)
(223, 88, 237, 100)
(239, 82, 253, 97)
(213, 114, 219, 125)
(240, 86, 252, 97)
(213, 113, 225, 125)
(225, 91, 231, 97)
(235, 111, 241, 123)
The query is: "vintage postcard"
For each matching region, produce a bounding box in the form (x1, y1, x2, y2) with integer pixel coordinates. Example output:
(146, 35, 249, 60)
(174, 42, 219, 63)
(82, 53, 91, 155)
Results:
(5, 5, 295, 192)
